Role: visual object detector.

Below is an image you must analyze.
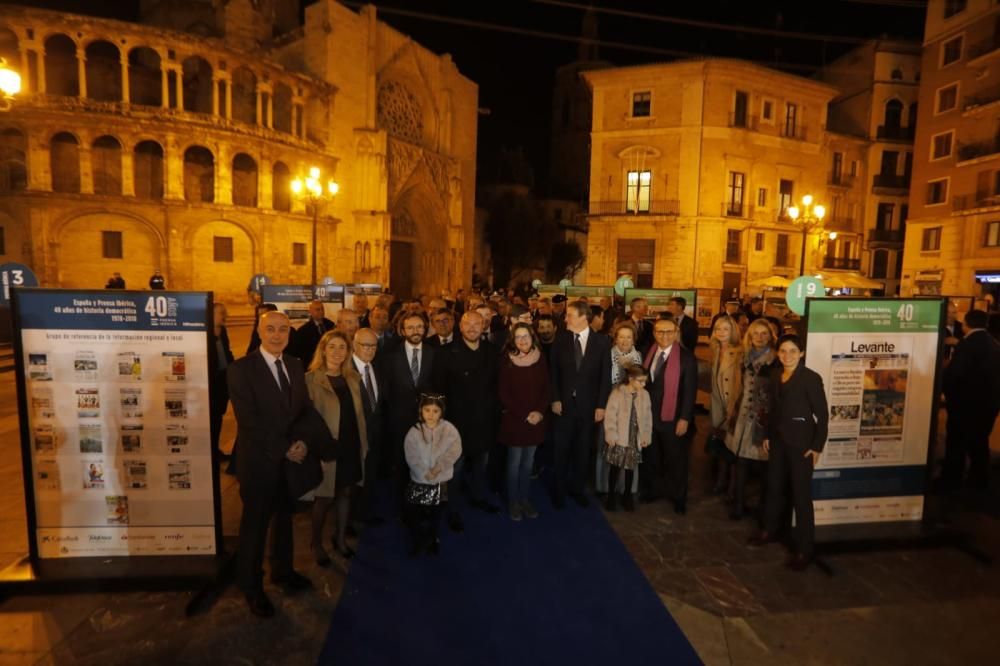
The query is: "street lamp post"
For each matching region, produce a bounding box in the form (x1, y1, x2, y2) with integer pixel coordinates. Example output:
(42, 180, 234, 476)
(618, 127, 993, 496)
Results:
(0, 57, 22, 111)
(787, 194, 826, 276)
(291, 166, 339, 288)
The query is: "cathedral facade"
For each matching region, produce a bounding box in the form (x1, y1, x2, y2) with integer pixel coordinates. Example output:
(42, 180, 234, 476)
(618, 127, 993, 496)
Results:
(0, 0, 478, 302)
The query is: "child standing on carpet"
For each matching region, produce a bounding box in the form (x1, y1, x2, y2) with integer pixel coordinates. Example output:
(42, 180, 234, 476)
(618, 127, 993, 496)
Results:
(603, 364, 652, 512)
(403, 393, 462, 556)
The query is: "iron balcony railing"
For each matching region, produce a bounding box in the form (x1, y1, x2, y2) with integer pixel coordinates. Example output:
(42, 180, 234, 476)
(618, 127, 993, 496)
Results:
(957, 139, 1000, 162)
(780, 124, 808, 141)
(952, 192, 1000, 211)
(872, 174, 910, 190)
(728, 112, 759, 130)
(822, 256, 862, 270)
(963, 85, 1000, 111)
(587, 200, 680, 216)
(829, 173, 855, 187)
(876, 124, 915, 141)
(868, 229, 905, 244)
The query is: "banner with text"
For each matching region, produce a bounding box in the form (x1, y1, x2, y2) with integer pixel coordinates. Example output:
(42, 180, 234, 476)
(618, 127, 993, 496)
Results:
(13, 290, 219, 559)
(565, 286, 614, 306)
(260, 284, 344, 324)
(624, 288, 697, 321)
(805, 297, 943, 526)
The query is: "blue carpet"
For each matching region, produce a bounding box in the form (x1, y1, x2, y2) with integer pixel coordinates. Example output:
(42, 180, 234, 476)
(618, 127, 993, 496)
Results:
(318, 486, 701, 666)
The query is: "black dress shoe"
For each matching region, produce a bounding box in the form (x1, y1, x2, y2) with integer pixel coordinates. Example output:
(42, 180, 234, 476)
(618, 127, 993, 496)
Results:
(447, 511, 465, 534)
(245, 592, 275, 618)
(271, 570, 313, 592)
(786, 553, 812, 572)
(572, 493, 590, 508)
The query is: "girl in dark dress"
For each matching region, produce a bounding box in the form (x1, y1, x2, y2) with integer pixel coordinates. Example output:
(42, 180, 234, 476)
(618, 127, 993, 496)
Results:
(306, 330, 369, 565)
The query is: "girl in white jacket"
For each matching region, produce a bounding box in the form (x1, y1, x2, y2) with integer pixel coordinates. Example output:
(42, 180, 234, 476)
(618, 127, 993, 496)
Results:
(603, 365, 653, 512)
(403, 394, 462, 556)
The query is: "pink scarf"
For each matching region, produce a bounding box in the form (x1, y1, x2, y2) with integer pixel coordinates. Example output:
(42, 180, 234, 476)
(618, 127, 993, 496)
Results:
(644, 343, 681, 422)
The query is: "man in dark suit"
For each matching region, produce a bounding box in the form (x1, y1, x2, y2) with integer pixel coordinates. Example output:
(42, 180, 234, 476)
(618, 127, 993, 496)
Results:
(209, 303, 235, 456)
(549, 300, 612, 508)
(434, 311, 500, 522)
(642, 317, 698, 513)
(943, 301, 965, 362)
(354, 293, 371, 329)
(228, 311, 313, 618)
(369, 304, 396, 352)
(383, 312, 438, 503)
(942, 309, 1000, 492)
(352, 327, 387, 525)
(629, 297, 653, 355)
(426, 307, 455, 347)
(665, 296, 699, 352)
(292, 300, 334, 363)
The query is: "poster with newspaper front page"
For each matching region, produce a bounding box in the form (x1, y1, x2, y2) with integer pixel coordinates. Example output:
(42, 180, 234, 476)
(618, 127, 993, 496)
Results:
(11, 289, 221, 560)
(804, 298, 944, 526)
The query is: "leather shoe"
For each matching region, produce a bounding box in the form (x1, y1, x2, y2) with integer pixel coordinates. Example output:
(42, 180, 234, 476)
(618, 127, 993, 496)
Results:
(447, 511, 465, 534)
(270, 570, 312, 592)
(746, 531, 774, 547)
(245, 591, 275, 618)
(572, 493, 590, 508)
(786, 553, 812, 571)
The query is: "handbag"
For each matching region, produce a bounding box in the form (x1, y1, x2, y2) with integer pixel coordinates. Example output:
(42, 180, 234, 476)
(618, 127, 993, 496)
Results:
(405, 481, 443, 506)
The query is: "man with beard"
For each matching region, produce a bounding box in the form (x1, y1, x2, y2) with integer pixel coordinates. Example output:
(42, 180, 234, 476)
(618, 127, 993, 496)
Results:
(383, 312, 438, 503)
(435, 311, 500, 528)
(535, 314, 557, 359)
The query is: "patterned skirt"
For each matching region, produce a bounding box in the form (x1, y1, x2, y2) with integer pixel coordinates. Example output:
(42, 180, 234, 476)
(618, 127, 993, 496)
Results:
(605, 401, 642, 470)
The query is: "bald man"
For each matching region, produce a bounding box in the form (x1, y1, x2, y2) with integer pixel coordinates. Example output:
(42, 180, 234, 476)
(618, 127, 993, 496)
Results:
(292, 300, 334, 363)
(228, 311, 314, 617)
(336, 308, 360, 341)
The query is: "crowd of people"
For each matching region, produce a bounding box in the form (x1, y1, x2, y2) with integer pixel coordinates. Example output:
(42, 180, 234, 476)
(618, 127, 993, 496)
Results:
(210, 288, 999, 618)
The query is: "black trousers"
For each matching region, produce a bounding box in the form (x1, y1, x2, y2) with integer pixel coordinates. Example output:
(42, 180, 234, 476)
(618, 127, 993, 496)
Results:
(642, 422, 690, 503)
(404, 502, 443, 546)
(237, 472, 294, 595)
(209, 371, 229, 450)
(551, 401, 593, 500)
(763, 440, 816, 557)
(943, 407, 997, 490)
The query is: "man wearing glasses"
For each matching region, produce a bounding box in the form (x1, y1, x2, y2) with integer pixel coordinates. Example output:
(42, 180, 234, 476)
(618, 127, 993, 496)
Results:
(642, 318, 698, 513)
(352, 328, 387, 525)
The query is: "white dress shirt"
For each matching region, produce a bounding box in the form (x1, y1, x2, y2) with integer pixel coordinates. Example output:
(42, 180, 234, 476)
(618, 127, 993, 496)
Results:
(259, 347, 290, 390)
(573, 325, 591, 356)
(352, 354, 379, 402)
(650, 344, 673, 382)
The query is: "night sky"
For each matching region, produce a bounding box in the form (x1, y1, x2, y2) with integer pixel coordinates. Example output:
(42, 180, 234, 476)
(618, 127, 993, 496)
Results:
(8, 0, 927, 191)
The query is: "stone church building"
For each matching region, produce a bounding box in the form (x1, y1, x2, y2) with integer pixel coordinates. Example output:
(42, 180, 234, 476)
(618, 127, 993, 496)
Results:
(0, 0, 478, 302)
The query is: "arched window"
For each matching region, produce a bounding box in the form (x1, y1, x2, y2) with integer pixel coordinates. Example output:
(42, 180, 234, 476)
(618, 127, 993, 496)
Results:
(871, 249, 889, 279)
(884, 99, 903, 130)
(273, 82, 293, 133)
(92, 135, 122, 195)
(272, 160, 291, 211)
(134, 140, 164, 200)
(183, 145, 214, 203)
(231, 153, 258, 207)
(354, 242, 362, 271)
(363, 242, 372, 271)
(0, 128, 27, 192)
(45, 34, 79, 97)
(377, 80, 424, 144)
(232, 67, 257, 125)
(128, 47, 162, 107)
(85, 40, 121, 101)
(181, 56, 213, 114)
(50, 132, 80, 193)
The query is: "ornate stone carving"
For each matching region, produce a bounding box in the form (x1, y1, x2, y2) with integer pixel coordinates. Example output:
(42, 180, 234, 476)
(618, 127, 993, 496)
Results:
(377, 80, 424, 145)
(387, 140, 421, 200)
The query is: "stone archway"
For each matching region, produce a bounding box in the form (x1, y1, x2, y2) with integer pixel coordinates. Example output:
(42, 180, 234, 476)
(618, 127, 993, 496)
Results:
(389, 170, 448, 300)
(187, 220, 256, 305)
(55, 212, 164, 289)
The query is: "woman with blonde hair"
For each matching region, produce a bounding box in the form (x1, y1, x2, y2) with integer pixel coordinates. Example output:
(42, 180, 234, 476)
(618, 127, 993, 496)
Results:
(708, 314, 742, 497)
(726, 318, 778, 521)
(307, 329, 368, 565)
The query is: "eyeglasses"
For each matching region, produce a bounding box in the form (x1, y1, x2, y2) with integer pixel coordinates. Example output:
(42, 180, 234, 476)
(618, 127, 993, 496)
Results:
(356, 342, 377, 349)
(654, 328, 678, 336)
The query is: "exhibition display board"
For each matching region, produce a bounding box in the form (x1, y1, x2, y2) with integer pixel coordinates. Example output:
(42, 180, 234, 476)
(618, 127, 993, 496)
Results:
(260, 284, 344, 323)
(624, 288, 697, 320)
(804, 297, 944, 526)
(535, 284, 565, 301)
(11, 289, 222, 563)
(344, 283, 383, 312)
(565, 286, 614, 306)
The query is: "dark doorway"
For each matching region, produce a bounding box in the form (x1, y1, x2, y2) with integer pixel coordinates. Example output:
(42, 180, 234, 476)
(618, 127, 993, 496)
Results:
(390, 241, 414, 299)
(722, 271, 742, 305)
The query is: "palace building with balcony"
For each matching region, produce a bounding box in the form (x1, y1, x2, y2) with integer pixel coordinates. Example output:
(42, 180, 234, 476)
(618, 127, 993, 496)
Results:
(0, 0, 478, 303)
(902, 0, 1000, 299)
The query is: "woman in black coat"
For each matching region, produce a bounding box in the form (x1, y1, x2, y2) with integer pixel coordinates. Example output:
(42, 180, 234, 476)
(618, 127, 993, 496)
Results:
(748, 334, 828, 571)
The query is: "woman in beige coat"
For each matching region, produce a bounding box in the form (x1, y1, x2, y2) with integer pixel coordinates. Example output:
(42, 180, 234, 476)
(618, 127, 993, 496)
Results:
(709, 315, 743, 496)
(307, 330, 368, 565)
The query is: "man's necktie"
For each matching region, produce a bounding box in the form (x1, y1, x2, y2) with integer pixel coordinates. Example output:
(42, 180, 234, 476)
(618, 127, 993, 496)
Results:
(574, 333, 583, 371)
(410, 347, 420, 384)
(364, 363, 377, 407)
(275, 358, 291, 403)
(653, 351, 666, 382)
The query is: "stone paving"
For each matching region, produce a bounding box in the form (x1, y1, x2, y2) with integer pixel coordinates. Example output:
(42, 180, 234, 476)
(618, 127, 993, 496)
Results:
(1, 326, 999, 664)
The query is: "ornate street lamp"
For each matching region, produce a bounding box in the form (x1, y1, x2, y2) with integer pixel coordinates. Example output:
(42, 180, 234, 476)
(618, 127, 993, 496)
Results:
(787, 194, 826, 276)
(291, 166, 339, 288)
(0, 58, 22, 111)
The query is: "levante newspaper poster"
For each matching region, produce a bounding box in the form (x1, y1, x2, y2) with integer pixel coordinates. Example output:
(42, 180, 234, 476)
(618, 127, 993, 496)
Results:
(805, 298, 943, 526)
(15, 290, 217, 558)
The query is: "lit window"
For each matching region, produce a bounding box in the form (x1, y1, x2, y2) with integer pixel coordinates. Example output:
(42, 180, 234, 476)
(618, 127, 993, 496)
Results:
(922, 227, 942, 251)
(986, 221, 1000, 247)
(631, 92, 651, 118)
(626, 170, 651, 212)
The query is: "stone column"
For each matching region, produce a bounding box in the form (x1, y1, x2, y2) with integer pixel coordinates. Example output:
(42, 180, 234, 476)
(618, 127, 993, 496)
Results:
(160, 65, 169, 108)
(19, 48, 29, 93)
(259, 157, 273, 210)
(224, 77, 232, 119)
(121, 148, 135, 196)
(266, 92, 273, 128)
(216, 145, 231, 205)
(76, 46, 87, 99)
(291, 103, 299, 138)
(300, 99, 307, 139)
(164, 137, 185, 200)
(36, 48, 46, 94)
(120, 53, 130, 103)
(211, 74, 219, 116)
(255, 85, 263, 125)
(175, 66, 184, 110)
(79, 144, 94, 194)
